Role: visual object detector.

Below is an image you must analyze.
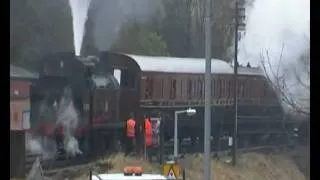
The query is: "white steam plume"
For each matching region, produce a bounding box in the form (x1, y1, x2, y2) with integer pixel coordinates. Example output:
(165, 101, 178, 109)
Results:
(56, 87, 82, 157)
(26, 99, 57, 159)
(68, 0, 92, 56)
(237, 0, 310, 114)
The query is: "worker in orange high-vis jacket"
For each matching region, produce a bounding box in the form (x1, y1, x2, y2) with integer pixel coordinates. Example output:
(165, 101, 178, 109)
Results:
(125, 113, 136, 156)
(144, 115, 153, 161)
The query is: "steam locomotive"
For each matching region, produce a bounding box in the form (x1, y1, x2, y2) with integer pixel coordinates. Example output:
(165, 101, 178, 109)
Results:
(30, 52, 142, 156)
(30, 52, 303, 157)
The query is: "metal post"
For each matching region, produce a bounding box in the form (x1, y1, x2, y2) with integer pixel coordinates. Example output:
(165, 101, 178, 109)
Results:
(232, 1, 239, 166)
(174, 109, 196, 158)
(174, 111, 179, 158)
(159, 117, 164, 165)
(204, 0, 212, 179)
(89, 169, 92, 180)
(88, 68, 94, 157)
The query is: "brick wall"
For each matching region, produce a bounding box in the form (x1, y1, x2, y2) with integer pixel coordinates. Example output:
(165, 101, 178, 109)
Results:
(10, 99, 30, 130)
(10, 80, 31, 97)
(10, 79, 32, 130)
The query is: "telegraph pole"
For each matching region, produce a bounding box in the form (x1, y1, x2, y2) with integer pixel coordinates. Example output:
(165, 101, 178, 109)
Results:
(232, 0, 246, 166)
(204, 0, 212, 179)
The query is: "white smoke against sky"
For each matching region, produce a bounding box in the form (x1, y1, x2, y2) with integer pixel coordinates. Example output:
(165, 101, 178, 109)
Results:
(237, 0, 310, 113)
(68, 0, 92, 56)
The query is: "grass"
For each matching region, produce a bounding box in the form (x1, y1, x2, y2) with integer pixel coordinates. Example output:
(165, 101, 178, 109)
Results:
(45, 151, 306, 180)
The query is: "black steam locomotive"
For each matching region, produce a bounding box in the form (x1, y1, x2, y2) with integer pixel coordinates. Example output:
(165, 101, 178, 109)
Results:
(30, 51, 142, 157)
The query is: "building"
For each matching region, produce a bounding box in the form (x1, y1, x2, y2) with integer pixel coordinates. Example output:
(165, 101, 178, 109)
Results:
(10, 65, 38, 130)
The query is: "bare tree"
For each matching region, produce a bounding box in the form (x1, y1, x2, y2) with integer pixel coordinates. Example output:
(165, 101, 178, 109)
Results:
(155, 0, 235, 59)
(260, 43, 310, 117)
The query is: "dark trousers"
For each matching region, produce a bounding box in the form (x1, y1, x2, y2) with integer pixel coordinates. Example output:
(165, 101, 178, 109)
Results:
(145, 145, 154, 162)
(125, 137, 135, 156)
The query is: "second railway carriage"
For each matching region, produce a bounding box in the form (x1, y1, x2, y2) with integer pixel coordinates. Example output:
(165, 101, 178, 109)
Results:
(126, 54, 288, 147)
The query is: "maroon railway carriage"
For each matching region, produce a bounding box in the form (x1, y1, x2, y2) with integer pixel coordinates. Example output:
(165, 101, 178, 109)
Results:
(126, 54, 288, 147)
(30, 51, 141, 154)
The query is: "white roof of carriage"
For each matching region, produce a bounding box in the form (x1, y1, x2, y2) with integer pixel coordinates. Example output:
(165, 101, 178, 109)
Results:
(125, 54, 263, 75)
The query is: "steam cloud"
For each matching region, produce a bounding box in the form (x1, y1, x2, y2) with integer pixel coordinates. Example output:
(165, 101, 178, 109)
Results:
(68, 0, 92, 56)
(56, 87, 82, 157)
(26, 87, 82, 158)
(91, 0, 159, 50)
(237, 0, 310, 113)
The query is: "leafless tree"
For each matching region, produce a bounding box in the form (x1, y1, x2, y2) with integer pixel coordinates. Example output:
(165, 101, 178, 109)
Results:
(260, 43, 310, 117)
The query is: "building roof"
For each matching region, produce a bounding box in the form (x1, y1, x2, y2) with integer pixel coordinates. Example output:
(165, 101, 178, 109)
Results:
(125, 54, 264, 76)
(10, 65, 38, 79)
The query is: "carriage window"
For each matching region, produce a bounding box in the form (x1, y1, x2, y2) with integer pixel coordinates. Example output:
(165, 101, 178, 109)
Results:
(263, 82, 268, 97)
(198, 79, 203, 99)
(161, 79, 164, 99)
(238, 80, 245, 98)
(193, 79, 197, 98)
(113, 69, 121, 85)
(213, 79, 218, 98)
(218, 79, 222, 98)
(120, 70, 135, 89)
(180, 80, 183, 98)
(221, 79, 225, 98)
(227, 79, 231, 98)
(145, 77, 153, 99)
(242, 80, 246, 98)
(187, 79, 192, 99)
(170, 79, 176, 99)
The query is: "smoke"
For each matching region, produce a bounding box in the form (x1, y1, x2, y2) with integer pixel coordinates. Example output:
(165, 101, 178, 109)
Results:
(26, 87, 82, 158)
(26, 137, 43, 154)
(237, 0, 310, 113)
(26, 135, 56, 160)
(26, 97, 57, 159)
(56, 86, 82, 156)
(91, 0, 160, 50)
(68, 0, 92, 56)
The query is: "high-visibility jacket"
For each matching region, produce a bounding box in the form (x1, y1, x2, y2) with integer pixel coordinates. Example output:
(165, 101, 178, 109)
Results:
(126, 118, 136, 138)
(144, 118, 153, 147)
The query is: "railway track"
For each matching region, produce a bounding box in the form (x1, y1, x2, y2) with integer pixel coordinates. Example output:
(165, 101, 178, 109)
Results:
(161, 142, 293, 161)
(25, 140, 296, 174)
(25, 153, 91, 173)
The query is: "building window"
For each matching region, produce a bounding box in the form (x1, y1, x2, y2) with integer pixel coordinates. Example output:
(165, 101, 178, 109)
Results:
(14, 112, 18, 122)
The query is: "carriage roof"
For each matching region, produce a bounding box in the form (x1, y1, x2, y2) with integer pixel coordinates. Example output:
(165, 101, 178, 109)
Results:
(125, 54, 264, 76)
